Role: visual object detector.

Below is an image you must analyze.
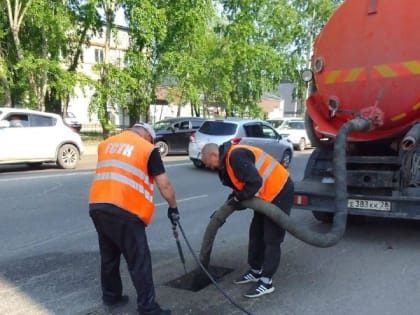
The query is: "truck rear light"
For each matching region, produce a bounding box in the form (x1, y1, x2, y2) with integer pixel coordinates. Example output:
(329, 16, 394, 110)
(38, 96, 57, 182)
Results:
(231, 137, 242, 144)
(294, 194, 308, 206)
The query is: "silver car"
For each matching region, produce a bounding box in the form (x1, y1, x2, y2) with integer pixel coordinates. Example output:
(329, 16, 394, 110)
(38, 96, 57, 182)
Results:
(188, 118, 293, 168)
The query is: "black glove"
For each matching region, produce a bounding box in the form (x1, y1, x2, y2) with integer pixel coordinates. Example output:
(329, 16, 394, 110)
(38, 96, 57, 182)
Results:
(168, 207, 180, 225)
(226, 193, 247, 210)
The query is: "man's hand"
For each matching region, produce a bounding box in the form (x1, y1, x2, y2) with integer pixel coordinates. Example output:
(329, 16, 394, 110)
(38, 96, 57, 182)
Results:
(167, 206, 180, 225)
(227, 194, 247, 210)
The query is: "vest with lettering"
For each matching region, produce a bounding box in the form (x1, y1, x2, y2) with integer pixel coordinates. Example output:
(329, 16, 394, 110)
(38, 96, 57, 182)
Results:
(89, 130, 155, 224)
(226, 144, 289, 202)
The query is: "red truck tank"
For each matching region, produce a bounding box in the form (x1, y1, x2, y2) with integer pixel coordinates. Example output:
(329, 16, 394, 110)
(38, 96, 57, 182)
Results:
(307, 0, 419, 143)
(295, 0, 420, 223)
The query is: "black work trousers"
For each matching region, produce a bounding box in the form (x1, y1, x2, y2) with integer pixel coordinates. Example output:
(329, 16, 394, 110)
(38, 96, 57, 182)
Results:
(247, 176, 294, 279)
(89, 204, 161, 315)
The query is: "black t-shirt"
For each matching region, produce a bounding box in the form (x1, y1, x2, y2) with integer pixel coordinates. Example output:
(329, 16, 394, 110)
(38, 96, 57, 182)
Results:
(148, 147, 166, 176)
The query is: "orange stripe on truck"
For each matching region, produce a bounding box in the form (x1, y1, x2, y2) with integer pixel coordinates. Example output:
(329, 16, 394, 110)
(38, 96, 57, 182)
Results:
(391, 113, 406, 122)
(323, 60, 419, 84)
(344, 67, 365, 82)
(373, 65, 397, 78)
(324, 68, 366, 84)
(403, 60, 420, 75)
(325, 70, 342, 84)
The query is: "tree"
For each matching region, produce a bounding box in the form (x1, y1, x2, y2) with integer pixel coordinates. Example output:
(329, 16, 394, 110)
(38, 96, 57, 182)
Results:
(0, 13, 11, 106)
(156, 0, 215, 117)
(2, 0, 98, 112)
(88, 0, 125, 138)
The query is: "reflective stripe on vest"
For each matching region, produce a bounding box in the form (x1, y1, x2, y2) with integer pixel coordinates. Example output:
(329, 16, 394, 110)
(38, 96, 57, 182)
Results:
(89, 131, 155, 224)
(96, 159, 153, 194)
(93, 171, 153, 202)
(226, 144, 288, 202)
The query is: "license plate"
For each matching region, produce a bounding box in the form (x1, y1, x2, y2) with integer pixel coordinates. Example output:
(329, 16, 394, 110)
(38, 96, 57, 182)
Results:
(347, 199, 391, 211)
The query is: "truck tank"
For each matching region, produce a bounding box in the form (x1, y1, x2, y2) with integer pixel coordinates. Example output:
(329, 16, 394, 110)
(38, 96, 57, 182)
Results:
(295, 0, 420, 223)
(306, 0, 419, 144)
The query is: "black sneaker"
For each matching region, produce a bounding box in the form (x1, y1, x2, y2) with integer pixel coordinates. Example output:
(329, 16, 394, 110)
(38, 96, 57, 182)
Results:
(244, 280, 275, 298)
(233, 270, 261, 284)
(102, 294, 129, 307)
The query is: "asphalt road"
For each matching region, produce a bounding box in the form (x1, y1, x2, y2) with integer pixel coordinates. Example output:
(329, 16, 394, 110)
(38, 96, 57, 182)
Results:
(1, 150, 420, 315)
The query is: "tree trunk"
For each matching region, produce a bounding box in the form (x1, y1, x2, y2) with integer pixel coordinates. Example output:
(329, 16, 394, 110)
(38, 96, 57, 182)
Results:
(99, 0, 117, 139)
(6, 0, 39, 108)
(0, 77, 12, 107)
(39, 29, 49, 112)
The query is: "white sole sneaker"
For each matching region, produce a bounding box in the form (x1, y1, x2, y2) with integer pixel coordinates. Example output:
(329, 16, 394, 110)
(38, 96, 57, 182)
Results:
(244, 282, 275, 298)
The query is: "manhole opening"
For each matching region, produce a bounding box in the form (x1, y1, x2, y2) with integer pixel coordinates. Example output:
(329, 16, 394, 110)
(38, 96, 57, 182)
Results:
(165, 265, 234, 292)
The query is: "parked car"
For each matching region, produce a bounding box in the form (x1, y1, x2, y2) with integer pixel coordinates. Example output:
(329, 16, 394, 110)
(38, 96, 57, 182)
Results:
(153, 117, 206, 157)
(267, 118, 311, 151)
(0, 107, 84, 169)
(64, 111, 82, 132)
(188, 118, 293, 168)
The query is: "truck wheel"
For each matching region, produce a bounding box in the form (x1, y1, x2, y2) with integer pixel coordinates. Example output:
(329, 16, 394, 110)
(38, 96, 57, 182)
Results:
(312, 211, 334, 223)
(156, 141, 169, 157)
(57, 144, 79, 169)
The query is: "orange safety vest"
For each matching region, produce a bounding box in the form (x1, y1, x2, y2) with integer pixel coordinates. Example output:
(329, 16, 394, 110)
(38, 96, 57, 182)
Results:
(226, 144, 289, 202)
(89, 130, 155, 224)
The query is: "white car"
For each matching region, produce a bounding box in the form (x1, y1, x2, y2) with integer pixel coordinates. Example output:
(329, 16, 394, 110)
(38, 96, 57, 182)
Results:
(0, 107, 84, 169)
(267, 118, 311, 151)
(188, 118, 294, 168)
(64, 111, 82, 132)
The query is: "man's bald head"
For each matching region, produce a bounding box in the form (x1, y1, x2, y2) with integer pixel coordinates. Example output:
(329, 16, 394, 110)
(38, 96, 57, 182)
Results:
(201, 143, 220, 170)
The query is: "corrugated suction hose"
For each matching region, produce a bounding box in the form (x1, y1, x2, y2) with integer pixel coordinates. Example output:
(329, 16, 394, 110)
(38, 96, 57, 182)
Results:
(199, 118, 371, 267)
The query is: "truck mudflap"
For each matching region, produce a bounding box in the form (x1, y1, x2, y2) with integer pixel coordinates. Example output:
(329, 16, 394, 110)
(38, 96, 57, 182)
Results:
(293, 180, 420, 220)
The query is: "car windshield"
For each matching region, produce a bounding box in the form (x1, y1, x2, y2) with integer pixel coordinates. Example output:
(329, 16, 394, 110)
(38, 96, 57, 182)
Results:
(66, 112, 76, 118)
(199, 121, 237, 135)
(288, 121, 305, 129)
(268, 120, 284, 128)
(153, 120, 173, 130)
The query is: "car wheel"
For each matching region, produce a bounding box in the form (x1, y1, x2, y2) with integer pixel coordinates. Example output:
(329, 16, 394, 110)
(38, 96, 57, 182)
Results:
(280, 149, 292, 168)
(297, 138, 306, 151)
(192, 159, 204, 168)
(156, 141, 169, 157)
(57, 144, 79, 169)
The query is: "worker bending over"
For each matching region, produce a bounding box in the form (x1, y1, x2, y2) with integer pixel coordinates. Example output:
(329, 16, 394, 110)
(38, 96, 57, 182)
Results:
(201, 141, 294, 298)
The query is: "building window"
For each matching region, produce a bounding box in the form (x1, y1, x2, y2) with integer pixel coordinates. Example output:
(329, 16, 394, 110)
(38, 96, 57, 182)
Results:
(94, 49, 104, 63)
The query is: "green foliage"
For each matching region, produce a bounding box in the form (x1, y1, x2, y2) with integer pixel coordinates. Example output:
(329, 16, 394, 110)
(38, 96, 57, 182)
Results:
(0, 0, 343, 122)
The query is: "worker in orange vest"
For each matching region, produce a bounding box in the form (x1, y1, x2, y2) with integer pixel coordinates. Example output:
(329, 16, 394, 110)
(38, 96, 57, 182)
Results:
(201, 141, 294, 298)
(89, 122, 178, 315)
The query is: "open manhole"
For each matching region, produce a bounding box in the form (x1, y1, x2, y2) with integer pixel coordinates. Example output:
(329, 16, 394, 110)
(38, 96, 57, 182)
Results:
(165, 265, 234, 292)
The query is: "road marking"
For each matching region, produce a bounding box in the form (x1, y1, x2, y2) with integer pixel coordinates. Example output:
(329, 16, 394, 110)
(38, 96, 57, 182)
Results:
(0, 162, 193, 181)
(165, 162, 192, 168)
(0, 171, 93, 182)
(155, 194, 208, 207)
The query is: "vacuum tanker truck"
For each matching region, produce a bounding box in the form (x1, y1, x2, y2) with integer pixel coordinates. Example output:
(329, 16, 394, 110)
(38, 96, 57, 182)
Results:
(294, 0, 420, 222)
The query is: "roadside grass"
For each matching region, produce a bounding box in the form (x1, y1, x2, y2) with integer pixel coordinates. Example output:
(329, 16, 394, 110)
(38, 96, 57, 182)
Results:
(80, 131, 103, 144)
